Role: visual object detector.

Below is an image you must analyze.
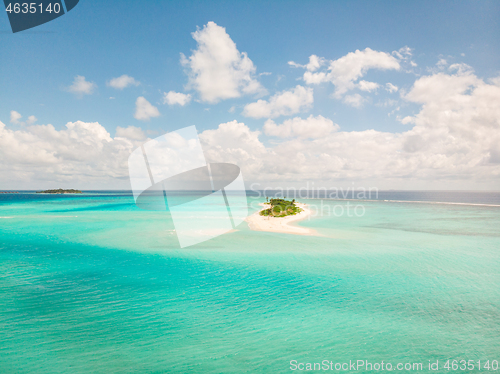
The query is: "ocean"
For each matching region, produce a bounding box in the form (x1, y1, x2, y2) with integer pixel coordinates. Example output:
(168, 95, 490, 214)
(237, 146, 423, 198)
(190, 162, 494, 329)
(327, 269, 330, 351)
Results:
(0, 191, 499, 373)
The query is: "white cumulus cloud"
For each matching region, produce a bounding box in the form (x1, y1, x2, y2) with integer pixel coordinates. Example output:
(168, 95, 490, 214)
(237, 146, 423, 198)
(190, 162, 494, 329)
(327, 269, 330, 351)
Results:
(162, 91, 192, 106)
(10, 111, 37, 126)
(1, 67, 498, 190)
(288, 55, 326, 72)
(107, 75, 140, 89)
(264, 115, 339, 139)
(115, 125, 146, 141)
(181, 21, 266, 103)
(26, 115, 37, 125)
(134, 97, 160, 121)
(199, 69, 500, 189)
(242, 85, 313, 119)
(0, 120, 147, 189)
(293, 48, 400, 98)
(358, 80, 379, 92)
(68, 75, 97, 96)
(399, 116, 415, 125)
(10, 111, 22, 124)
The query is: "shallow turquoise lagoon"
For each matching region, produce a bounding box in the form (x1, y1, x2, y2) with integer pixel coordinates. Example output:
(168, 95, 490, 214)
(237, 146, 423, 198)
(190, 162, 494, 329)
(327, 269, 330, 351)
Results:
(0, 192, 499, 373)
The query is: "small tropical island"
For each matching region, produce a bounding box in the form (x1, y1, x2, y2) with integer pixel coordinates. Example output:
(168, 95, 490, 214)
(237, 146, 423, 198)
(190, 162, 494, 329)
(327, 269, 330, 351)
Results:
(260, 198, 302, 217)
(246, 197, 317, 235)
(36, 188, 83, 194)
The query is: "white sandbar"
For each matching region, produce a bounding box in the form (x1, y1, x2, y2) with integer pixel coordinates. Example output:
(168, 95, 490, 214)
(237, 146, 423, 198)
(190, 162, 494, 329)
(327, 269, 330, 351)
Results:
(245, 203, 316, 235)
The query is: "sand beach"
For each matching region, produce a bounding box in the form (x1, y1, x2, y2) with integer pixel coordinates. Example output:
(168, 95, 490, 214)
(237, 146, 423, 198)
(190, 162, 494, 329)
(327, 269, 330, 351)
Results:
(245, 202, 316, 235)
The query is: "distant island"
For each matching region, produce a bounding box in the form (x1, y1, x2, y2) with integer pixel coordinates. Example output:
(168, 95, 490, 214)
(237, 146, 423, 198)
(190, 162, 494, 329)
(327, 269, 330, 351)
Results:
(36, 189, 82, 194)
(260, 198, 302, 217)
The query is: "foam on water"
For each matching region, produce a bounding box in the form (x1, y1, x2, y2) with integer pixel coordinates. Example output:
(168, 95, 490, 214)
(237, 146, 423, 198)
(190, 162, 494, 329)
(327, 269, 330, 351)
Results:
(310, 198, 500, 207)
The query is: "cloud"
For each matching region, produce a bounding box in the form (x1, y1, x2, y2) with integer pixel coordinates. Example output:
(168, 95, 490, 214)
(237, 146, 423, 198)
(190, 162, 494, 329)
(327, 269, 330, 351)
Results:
(10, 111, 22, 124)
(134, 97, 160, 121)
(199, 120, 267, 177)
(10, 111, 37, 126)
(400, 69, 500, 164)
(376, 99, 398, 108)
(115, 125, 146, 141)
(181, 21, 266, 103)
(1, 68, 498, 190)
(399, 116, 415, 125)
(288, 55, 326, 72)
(386, 83, 399, 93)
(448, 63, 474, 75)
(358, 80, 379, 92)
(107, 75, 140, 89)
(296, 48, 400, 98)
(242, 85, 313, 118)
(437, 58, 448, 69)
(68, 75, 97, 96)
(402, 70, 480, 104)
(343, 94, 365, 108)
(199, 69, 500, 189)
(162, 91, 192, 106)
(392, 46, 413, 60)
(26, 115, 37, 125)
(264, 115, 339, 139)
(0, 120, 147, 189)
(200, 120, 400, 185)
(201, 120, 266, 155)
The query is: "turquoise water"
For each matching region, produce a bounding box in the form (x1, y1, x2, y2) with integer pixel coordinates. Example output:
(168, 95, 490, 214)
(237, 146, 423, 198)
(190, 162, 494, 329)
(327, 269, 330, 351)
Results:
(0, 192, 499, 373)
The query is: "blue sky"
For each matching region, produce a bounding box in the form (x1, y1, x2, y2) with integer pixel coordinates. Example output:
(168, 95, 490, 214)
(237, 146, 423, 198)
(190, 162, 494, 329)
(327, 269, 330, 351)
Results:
(1, 1, 500, 189)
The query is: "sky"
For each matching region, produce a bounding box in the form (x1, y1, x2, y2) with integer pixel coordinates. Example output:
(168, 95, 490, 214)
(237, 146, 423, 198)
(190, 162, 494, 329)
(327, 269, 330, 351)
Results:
(1, 0, 499, 190)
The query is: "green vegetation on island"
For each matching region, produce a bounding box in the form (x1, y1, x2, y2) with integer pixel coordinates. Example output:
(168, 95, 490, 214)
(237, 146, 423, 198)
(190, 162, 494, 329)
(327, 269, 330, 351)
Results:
(260, 197, 302, 217)
(36, 188, 83, 194)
